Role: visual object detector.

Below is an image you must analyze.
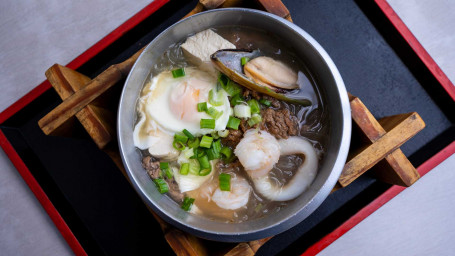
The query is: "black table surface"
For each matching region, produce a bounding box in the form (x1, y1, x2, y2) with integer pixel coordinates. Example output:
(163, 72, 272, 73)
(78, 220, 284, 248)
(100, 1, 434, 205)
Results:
(1, 0, 453, 255)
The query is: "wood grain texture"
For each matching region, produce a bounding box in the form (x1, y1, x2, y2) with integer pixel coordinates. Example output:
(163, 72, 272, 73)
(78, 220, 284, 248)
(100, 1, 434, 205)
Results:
(256, 0, 292, 21)
(348, 95, 421, 186)
(339, 112, 425, 187)
(38, 49, 143, 138)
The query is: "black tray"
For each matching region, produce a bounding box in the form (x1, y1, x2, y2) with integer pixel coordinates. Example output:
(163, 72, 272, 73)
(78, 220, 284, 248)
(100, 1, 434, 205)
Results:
(1, 0, 454, 255)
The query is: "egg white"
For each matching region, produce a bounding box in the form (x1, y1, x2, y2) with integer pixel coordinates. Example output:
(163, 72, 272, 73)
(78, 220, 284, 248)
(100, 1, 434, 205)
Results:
(143, 67, 230, 135)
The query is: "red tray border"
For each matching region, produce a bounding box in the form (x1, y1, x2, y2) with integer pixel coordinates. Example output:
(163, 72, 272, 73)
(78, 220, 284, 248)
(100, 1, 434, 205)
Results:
(0, 1, 453, 255)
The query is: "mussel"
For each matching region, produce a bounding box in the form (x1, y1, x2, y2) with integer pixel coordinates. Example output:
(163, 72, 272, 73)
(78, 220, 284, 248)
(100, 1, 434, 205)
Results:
(211, 49, 311, 106)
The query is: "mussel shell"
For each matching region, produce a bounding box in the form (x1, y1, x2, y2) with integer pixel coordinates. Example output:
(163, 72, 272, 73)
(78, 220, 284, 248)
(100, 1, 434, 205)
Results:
(211, 49, 311, 106)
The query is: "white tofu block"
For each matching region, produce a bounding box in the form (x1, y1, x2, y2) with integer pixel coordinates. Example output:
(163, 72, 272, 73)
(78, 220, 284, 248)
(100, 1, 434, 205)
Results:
(181, 29, 236, 71)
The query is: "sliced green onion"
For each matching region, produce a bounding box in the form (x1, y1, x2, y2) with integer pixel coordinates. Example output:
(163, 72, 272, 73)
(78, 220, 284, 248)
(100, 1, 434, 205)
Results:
(171, 68, 185, 78)
(183, 148, 194, 159)
(188, 138, 200, 148)
(197, 102, 208, 112)
(159, 162, 169, 170)
(154, 179, 169, 194)
(182, 129, 194, 140)
(200, 135, 213, 148)
(181, 197, 195, 211)
(230, 93, 245, 106)
(259, 99, 271, 106)
(180, 163, 189, 175)
(220, 147, 232, 159)
(218, 74, 243, 96)
(210, 131, 220, 139)
(173, 141, 186, 151)
(212, 140, 222, 154)
(247, 99, 260, 114)
(223, 155, 237, 164)
(198, 155, 210, 169)
(226, 116, 241, 130)
(248, 114, 262, 126)
(199, 168, 211, 176)
(234, 104, 251, 118)
(207, 107, 223, 120)
(188, 159, 200, 175)
(206, 148, 219, 160)
(218, 130, 229, 138)
(164, 168, 173, 179)
(209, 89, 224, 106)
(219, 173, 231, 191)
(174, 133, 188, 143)
(254, 203, 263, 213)
(241, 57, 250, 66)
(200, 118, 216, 129)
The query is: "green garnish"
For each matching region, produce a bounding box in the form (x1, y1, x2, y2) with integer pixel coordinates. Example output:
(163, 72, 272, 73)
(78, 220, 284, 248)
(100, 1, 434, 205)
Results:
(171, 68, 185, 78)
(197, 102, 208, 112)
(220, 147, 232, 159)
(200, 118, 216, 129)
(154, 179, 169, 194)
(247, 99, 260, 114)
(207, 107, 223, 120)
(159, 162, 169, 170)
(226, 116, 241, 130)
(209, 89, 224, 106)
(241, 57, 250, 66)
(174, 133, 188, 143)
(218, 74, 242, 96)
(182, 129, 194, 140)
(187, 138, 200, 148)
(247, 114, 262, 126)
(172, 141, 186, 151)
(181, 197, 195, 211)
(219, 173, 231, 191)
(259, 99, 271, 106)
(200, 135, 213, 148)
(230, 94, 244, 106)
(180, 163, 189, 175)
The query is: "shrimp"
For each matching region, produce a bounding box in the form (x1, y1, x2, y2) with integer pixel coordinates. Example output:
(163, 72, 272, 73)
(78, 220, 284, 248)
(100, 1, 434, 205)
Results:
(234, 130, 318, 201)
(211, 176, 252, 210)
(234, 129, 281, 178)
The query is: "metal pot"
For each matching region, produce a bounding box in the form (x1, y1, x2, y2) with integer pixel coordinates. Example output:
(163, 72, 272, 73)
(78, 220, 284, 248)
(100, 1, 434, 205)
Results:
(118, 8, 351, 242)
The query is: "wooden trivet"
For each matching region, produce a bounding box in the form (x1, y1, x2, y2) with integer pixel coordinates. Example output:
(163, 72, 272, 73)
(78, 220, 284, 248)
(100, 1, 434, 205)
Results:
(38, 0, 425, 255)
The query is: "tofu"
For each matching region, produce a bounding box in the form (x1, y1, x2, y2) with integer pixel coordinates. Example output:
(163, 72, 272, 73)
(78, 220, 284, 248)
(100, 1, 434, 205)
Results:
(181, 29, 236, 72)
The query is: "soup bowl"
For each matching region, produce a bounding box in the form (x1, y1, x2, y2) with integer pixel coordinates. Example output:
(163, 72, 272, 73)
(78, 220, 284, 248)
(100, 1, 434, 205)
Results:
(118, 8, 351, 242)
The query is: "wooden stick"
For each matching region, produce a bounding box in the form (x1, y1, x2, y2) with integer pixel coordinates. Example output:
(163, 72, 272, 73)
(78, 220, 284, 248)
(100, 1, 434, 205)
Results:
(339, 112, 425, 187)
(38, 49, 144, 135)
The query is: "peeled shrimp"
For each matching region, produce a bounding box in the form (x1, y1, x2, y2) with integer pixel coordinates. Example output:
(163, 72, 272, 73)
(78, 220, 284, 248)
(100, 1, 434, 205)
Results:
(211, 176, 252, 210)
(235, 130, 318, 201)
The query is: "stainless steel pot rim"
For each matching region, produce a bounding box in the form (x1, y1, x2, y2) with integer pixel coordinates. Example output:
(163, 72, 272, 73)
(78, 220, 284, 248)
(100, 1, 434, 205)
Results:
(118, 8, 351, 242)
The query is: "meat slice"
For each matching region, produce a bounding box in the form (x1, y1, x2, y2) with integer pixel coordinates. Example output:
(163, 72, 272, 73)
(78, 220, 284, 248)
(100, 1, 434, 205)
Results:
(142, 156, 161, 179)
(181, 29, 235, 71)
(165, 177, 185, 203)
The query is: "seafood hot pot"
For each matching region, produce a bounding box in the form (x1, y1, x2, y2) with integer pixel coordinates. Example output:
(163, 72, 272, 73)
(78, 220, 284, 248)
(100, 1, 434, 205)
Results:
(118, 8, 351, 242)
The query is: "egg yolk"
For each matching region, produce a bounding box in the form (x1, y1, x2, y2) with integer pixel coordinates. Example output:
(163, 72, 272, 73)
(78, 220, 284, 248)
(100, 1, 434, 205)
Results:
(169, 77, 212, 123)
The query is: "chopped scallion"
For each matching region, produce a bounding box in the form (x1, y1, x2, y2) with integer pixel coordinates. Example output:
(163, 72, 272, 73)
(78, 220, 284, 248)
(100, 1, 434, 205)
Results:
(153, 179, 169, 194)
(248, 114, 262, 126)
(183, 148, 194, 159)
(199, 168, 211, 176)
(218, 130, 229, 138)
(197, 102, 208, 112)
(172, 141, 186, 151)
(182, 129, 194, 140)
(200, 135, 213, 148)
(241, 57, 250, 66)
(200, 118, 216, 129)
(209, 89, 224, 106)
(164, 168, 173, 179)
(259, 99, 271, 106)
(219, 173, 231, 191)
(226, 116, 241, 130)
(188, 159, 200, 175)
(210, 131, 220, 139)
(174, 133, 188, 143)
(207, 107, 223, 120)
(212, 140, 222, 154)
(159, 162, 169, 170)
(206, 148, 219, 160)
(220, 147, 232, 159)
(218, 74, 242, 96)
(171, 68, 185, 78)
(187, 138, 200, 148)
(234, 104, 251, 118)
(247, 99, 260, 114)
(180, 163, 189, 175)
(181, 197, 195, 211)
(230, 93, 244, 106)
